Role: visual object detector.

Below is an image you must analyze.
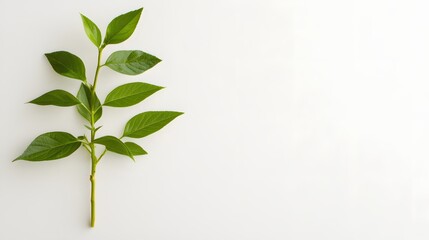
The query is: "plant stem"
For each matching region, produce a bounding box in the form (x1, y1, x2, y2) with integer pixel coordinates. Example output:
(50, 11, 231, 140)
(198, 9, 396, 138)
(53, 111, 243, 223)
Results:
(90, 143, 97, 227)
(89, 46, 104, 228)
(93, 46, 104, 90)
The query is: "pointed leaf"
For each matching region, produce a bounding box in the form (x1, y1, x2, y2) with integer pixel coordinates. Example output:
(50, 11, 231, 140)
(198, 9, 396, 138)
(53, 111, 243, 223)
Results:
(123, 111, 183, 138)
(76, 84, 91, 121)
(94, 136, 133, 160)
(45, 51, 86, 81)
(104, 82, 163, 107)
(14, 132, 81, 161)
(104, 50, 161, 75)
(81, 14, 102, 47)
(104, 8, 143, 45)
(95, 126, 102, 133)
(125, 142, 147, 155)
(29, 90, 81, 107)
(76, 83, 102, 122)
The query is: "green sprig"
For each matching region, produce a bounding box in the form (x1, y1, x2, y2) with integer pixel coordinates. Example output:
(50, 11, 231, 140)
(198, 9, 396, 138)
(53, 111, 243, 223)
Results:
(14, 7, 183, 228)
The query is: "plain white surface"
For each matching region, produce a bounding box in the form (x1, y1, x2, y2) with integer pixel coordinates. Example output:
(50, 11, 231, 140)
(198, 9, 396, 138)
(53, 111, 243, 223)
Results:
(1, 0, 429, 239)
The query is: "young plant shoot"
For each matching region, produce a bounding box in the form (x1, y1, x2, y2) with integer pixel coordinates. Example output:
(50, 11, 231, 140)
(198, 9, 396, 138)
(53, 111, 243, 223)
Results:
(14, 8, 183, 227)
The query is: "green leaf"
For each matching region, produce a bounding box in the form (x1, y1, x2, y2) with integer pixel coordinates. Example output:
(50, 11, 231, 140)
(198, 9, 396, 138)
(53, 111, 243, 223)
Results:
(123, 111, 183, 138)
(125, 142, 147, 155)
(103, 8, 143, 45)
(95, 126, 102, 132)
(104, 50, 161, 75)
(94, 136, 133, 160)
(14, 132, 81, 161)
(45, 51, 86, 81)
(76, 84, 102, 122)
(104, 82, 163, 107)
(29, 90, 81, 107)
(76, 84, 91, 121)
(80, 14, 102, 47)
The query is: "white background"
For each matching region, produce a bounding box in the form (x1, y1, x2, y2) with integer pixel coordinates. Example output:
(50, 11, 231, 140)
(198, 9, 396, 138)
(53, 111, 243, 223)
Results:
(1, 0, 429, 239)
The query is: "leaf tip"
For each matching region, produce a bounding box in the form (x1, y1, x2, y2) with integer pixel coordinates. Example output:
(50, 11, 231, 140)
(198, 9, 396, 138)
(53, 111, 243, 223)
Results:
(27, 97, 39, 105)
